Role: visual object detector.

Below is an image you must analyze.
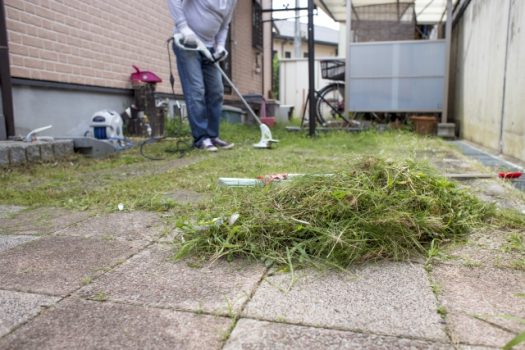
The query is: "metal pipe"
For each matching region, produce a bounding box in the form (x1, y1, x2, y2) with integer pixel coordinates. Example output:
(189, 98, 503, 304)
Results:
(441, 0, 452, 124)
(307, 0, 316, 136)
(0, 0, 15, 138)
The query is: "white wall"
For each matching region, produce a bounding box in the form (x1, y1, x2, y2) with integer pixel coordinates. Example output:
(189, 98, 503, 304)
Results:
(279, 58, 342, 119)
(452, 0, 525, 161)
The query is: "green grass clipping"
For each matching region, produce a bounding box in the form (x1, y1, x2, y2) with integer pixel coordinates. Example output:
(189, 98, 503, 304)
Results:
(175, 156, 494, 269)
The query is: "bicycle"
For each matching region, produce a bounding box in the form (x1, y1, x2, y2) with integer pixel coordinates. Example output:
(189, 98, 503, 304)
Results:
(315, 72, 347, 126)
(300, 59, 351, 128)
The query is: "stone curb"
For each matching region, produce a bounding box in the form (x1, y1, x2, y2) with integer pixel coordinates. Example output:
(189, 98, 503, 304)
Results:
(0, 140, 74, 167)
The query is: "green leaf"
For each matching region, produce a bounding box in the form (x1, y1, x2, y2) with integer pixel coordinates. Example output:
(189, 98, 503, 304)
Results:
(503, 331, 525, 350)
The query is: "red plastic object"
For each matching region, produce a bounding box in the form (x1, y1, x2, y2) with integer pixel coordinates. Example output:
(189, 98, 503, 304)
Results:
(257, 173, 288, 185)
(498, 171, 522, 179)
(130, 65, 162, 84)
(260, 116, 276, 127)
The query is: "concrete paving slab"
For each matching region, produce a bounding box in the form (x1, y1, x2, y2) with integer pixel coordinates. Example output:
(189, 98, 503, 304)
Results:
(0, 298, 232, 350)
(432, 264, 525, 348)
(78, 244, 266, 316)
(243, 262, 447, 341)
(442, 228, 525, 270)
(224, 319, 453, 350)
(0, 205, 26, 219)
(0, 236, 143, 296)
(0, 290, 60, 337)
(0, 235, 38, 253)
(0, 207, 92, 235)
(54, 211, 165, 242)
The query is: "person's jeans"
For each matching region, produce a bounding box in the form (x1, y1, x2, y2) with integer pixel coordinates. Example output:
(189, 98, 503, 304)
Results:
(173, 43, 224, 147)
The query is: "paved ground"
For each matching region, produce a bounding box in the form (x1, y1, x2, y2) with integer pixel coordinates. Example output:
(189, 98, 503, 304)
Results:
(1, 142, 524, 349)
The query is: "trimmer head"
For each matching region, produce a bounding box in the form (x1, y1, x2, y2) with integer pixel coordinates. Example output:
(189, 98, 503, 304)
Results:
(253, 123, 278, 149)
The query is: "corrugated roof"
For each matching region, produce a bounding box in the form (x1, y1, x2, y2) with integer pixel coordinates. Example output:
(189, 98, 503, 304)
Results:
(274, 21, 340, 45)
(315, 0, 458, 24)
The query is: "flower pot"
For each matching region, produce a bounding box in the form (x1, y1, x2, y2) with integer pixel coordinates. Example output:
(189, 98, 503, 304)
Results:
(410, 116, 437, 135)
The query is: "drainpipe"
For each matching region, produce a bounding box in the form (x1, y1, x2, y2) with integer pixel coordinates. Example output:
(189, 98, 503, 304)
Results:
(498, 0, 513, 154)
(0, 0, 15, 138)
(441, 0, 452, 125)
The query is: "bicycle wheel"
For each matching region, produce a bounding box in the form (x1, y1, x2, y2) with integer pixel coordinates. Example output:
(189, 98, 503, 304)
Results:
(315, 83, 346, 126)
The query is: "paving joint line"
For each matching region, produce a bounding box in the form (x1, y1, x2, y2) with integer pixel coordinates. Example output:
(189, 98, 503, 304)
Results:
(77, 298, 233, 319)
(425, 266, 457, 349)
(219, 265, 271, 349)
(234, 314, 456, 346)
(0, 239, 157, 341)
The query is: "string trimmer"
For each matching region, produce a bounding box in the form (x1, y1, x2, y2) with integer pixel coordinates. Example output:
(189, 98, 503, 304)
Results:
(173, 34, 278, 149)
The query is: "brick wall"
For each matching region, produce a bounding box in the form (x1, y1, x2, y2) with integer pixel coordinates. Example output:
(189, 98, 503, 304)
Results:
(5, 0, 262, 96)
(229, 0, 263, 98)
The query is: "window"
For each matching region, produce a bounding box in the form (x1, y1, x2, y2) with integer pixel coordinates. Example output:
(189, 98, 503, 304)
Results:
(252, 0, 263, 50)
(284, 51, 291, 58)
(303, 52, 309, 58)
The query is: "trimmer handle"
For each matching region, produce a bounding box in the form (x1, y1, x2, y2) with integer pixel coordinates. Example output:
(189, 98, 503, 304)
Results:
(173, 33, 215, 62)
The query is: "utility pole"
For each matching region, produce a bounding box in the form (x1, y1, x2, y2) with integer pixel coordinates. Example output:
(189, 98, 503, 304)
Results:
(294, 0, 301, 58)
(0, 0, 15, 138)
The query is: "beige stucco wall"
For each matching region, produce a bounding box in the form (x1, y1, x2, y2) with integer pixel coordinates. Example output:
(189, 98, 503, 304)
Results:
(273, 39, 338, 58)
(500, 0, 525, 161)
(451, 0, 525, 161)
(4, 0, 263, 97)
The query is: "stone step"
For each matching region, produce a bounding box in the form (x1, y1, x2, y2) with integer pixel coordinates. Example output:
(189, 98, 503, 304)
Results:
(0, 140, 74, 167)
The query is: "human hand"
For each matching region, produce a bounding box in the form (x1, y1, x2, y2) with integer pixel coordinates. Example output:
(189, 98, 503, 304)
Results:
(213, 45, 228, 62)
(180, 26, 197, 47)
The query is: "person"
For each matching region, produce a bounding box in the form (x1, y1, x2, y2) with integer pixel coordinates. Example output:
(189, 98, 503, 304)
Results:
(167, 0, 237, 151)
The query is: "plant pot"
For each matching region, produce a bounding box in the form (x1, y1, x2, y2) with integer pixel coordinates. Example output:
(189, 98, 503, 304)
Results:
(410, 116, 437, 135)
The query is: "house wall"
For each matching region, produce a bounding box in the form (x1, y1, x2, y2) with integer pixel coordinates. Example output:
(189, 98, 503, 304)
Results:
(274, 39, 338, 58)
(451, 0, 525, 162)
(4, 0, 263, 136)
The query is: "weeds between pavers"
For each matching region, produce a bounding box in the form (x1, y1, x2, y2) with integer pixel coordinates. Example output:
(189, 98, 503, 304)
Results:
(175, 156, 497, 269)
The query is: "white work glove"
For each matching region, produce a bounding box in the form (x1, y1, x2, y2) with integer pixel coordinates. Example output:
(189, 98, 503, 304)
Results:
(213, 45, 228, 62)
(180, 26, 197, 47)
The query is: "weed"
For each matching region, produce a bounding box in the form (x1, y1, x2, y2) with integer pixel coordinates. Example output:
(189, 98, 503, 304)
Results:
(502, 232, 525, 253)
(437, 305, 447, 317)
(92, 291, 108, 302)
(462, 258, 482, 268)
(224, 297, 235, 318)
(430, 282, 442, 296)
(509, 258, 525, 271)
(81, 276, 93, 286)
(503, 332, 525, 350)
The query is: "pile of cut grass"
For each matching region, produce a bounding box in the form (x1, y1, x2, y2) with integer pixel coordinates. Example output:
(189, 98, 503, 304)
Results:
(176, 156, 494, 268)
